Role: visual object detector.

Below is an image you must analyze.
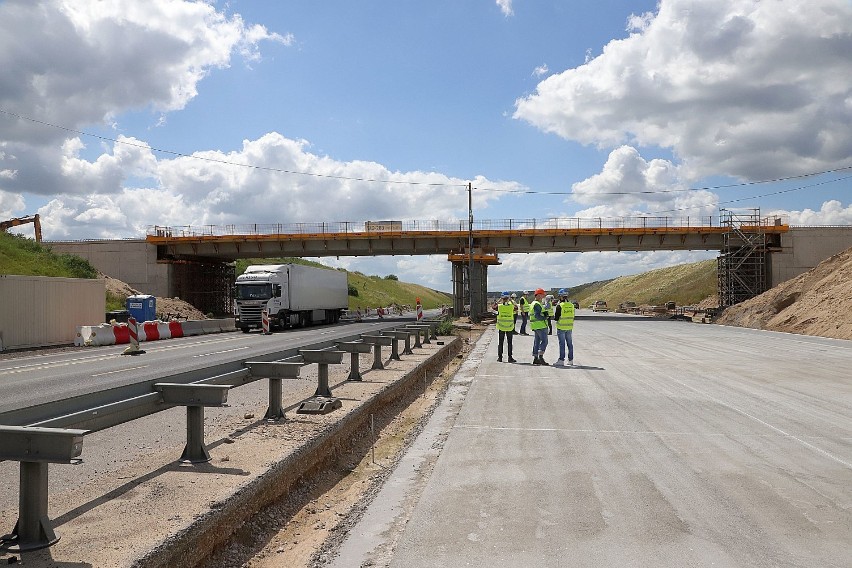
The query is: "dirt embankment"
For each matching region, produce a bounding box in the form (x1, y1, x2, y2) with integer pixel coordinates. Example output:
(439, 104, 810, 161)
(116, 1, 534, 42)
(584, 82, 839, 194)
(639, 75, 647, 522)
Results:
(716, 246, 852, 340)
(102, 274, 207, 320)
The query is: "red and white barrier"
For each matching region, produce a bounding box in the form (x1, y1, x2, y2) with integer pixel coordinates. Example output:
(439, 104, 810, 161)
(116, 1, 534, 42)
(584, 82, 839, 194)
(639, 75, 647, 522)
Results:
(416, 298, 423, 321)
(75, 317, 235, 348)
(261, 309, 271, 335)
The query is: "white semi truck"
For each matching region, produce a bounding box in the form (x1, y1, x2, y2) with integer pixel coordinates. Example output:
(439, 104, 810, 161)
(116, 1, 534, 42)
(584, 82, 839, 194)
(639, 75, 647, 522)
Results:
(234, 264, 348, 332)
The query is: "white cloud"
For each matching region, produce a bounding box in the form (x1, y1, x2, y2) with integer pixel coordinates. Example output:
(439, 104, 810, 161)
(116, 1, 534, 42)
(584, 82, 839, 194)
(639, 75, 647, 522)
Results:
(0, 0, 290, 196)
(571, 145, 718, 218)
(532, 64, 549, 78)
(496, 0, 514, 17)
(35, 132, 515, 239)
(0, 191, 25, 219)
(514, 0, 852, 181)
(769, 198, 852, 226)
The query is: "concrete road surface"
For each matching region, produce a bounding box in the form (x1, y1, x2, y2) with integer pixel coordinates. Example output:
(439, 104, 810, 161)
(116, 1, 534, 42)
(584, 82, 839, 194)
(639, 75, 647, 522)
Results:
(330, 313, 852, 567)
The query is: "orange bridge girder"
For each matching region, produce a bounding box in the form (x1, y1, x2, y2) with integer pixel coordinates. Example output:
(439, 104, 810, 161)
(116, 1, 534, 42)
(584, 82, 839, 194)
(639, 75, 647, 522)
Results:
(146, 221, 789, 261)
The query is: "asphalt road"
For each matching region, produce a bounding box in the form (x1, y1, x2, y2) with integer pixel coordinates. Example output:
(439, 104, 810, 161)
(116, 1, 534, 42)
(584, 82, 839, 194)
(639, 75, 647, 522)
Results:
(331, 313, 852, 567)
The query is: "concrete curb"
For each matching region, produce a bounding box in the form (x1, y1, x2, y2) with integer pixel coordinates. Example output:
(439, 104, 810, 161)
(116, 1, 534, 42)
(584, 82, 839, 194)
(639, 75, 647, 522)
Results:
(131, 336, 463, 568)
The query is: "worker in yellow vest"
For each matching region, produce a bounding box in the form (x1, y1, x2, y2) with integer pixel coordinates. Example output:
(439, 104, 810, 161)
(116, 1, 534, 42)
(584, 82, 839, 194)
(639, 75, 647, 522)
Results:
(530, 288, 549, 365)
(518, 291, 531, 335)
(496, 292, 517, 363)
(554, 288, 575, 366)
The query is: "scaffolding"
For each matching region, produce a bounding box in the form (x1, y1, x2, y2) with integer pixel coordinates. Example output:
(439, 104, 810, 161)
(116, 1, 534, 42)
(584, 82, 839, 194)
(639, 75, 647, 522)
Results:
(170, 260, 235, 317)
(717, 209, 768, 307)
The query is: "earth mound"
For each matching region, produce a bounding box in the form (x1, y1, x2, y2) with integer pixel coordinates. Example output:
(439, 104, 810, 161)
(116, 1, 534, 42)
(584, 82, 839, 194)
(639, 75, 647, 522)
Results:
(716, 246, 852, 340)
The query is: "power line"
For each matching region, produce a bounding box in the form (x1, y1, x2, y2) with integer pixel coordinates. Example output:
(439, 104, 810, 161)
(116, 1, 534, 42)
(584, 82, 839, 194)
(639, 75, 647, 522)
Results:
(4, 107, 852, 198)
(0, 108, 468, 188)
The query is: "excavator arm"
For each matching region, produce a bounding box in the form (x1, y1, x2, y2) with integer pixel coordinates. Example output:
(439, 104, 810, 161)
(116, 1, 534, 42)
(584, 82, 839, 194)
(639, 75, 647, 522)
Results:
(0, 214, 42, 242)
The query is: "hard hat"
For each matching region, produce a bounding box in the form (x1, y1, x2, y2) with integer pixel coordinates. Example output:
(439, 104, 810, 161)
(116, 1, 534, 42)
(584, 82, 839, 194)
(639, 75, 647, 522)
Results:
(523, 290, 530, 295)
(558, 288, 567, 295)
(546, 294, 553, 299)
(501, 291, 510, 298)
(534, 288, 545, 296)
(510, 293, 516, 298)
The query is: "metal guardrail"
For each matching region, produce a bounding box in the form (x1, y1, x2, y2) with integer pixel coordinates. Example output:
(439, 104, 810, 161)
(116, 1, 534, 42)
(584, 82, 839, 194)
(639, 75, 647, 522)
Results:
(145, 215, 788, 238)
(0, 318, 444, 553)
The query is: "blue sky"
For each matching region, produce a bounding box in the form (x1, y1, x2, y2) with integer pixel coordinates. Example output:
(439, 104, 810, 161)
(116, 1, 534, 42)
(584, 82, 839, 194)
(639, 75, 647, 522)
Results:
(2, 0, 852, 292)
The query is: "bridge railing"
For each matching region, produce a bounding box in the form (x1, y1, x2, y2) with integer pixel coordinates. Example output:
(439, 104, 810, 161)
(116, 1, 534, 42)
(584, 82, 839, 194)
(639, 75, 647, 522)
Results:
(147, 216, 748, 238)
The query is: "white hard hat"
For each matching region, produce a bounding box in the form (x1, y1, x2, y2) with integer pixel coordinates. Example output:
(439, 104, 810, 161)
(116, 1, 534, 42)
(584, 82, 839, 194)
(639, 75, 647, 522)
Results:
(523, 290, 530, 295)
(510, 293, 516, 298)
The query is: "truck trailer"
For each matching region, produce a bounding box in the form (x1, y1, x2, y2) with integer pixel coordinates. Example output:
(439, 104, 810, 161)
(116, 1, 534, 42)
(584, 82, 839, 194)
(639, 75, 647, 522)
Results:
(234, 264, 348, 332)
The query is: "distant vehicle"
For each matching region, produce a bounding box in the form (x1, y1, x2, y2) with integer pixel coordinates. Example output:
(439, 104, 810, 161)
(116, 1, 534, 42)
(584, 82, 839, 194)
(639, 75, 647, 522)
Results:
(592, 300, 608, 312)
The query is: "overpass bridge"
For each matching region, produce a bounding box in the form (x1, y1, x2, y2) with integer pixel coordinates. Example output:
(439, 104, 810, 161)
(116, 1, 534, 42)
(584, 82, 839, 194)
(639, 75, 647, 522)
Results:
(51, 215, 852, 320)
(143, 213, 792, 319)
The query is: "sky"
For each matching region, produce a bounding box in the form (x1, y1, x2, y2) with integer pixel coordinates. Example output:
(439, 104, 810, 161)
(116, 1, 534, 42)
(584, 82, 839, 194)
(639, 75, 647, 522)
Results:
(2, 0, 852, 293)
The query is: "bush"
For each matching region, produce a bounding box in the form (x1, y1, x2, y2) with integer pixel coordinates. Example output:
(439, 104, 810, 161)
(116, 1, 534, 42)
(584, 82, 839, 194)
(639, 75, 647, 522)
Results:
(434, 318, 455, 336)
(384, 274, 399, 281)
(348, 283, 359, 297)
(58, 253, 98, 278)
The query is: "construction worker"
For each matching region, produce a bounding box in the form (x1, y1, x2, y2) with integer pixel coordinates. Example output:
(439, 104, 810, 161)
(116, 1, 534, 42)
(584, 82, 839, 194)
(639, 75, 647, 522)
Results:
(496, 292, 517, 363)
(544, 294, 554, 334)
(554, 288, 575, 366)
(530, 288, 549, 365)
(518, 291, 531, 335)
(510, 293, 519, 331)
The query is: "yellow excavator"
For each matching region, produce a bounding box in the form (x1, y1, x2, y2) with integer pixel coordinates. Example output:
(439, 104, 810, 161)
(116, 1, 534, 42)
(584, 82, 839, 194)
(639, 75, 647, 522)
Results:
(0, 213, 42, 242)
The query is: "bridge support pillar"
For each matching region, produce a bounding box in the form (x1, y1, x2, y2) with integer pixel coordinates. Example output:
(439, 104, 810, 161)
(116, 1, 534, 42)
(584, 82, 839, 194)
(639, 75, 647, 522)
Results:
(451, 261, 488, 321)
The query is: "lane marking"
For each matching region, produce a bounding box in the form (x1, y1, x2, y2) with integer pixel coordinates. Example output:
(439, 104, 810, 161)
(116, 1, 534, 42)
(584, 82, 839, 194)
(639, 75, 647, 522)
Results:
(193, 346, 249, 358)
(664, 376, 852, 471)
(0, 355, 119, 376)
(91, 365, 149, 377)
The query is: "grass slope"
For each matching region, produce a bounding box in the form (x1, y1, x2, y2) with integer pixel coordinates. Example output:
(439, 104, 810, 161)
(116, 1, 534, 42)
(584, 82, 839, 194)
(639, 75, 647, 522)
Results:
(571, 259, 716, 308)
(0, 232, 97, 278)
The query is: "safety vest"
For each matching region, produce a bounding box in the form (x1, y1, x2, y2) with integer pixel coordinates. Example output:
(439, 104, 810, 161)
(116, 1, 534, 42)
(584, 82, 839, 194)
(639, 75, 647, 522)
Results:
(520, 297, 531, 313)
(496, 303, 515, 332)
(529, 300, 547, 330)
(556, 301, 575, 331)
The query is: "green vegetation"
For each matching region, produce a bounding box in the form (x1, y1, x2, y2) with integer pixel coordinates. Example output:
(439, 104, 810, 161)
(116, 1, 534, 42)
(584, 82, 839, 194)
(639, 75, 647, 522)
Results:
(234, 257, 452, 310)
(0, 232, 98, 278)
(570, 259, 716, 308)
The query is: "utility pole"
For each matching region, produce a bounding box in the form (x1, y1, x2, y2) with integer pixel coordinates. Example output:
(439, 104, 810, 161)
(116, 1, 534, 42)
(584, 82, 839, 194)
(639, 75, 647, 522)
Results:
(468, 182, 479, 323)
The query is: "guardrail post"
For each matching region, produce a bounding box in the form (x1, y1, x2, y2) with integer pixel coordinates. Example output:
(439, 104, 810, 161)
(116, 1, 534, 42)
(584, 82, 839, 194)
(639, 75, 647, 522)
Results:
(360, 335, 393, 369)
(384, 332, 403, 360)
(0, 426, 86, 552)
(246, 361, 303, 421)
(335, 342, 373, 381)
(154, 383, 230, 463)
(404, 326, 423, 348)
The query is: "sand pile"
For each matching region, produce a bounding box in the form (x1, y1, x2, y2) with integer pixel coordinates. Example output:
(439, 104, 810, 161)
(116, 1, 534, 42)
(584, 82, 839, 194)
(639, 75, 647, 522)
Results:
(716, 246, 852, 340)
(102, 274, 207, 321)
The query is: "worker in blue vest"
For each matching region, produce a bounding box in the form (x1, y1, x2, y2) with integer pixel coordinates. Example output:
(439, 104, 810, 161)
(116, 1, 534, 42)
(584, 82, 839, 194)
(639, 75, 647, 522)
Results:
(554, 288, 575, 366)
(530, 288, 549, 365)
(496, 292, 517, 363)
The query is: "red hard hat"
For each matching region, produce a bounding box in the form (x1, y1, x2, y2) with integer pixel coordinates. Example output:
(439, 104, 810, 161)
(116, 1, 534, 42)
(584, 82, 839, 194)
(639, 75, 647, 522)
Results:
(534, 288, 546, 295)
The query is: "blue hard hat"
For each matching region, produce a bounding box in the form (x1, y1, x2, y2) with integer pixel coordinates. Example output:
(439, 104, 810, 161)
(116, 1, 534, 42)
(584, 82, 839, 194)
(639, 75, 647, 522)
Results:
(501, 291, 510, 297)
(558, 288, 567, 295)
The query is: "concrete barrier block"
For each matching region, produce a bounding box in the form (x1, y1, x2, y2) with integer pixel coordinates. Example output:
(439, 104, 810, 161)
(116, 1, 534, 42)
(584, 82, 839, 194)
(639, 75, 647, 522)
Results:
(201, 321, 221, 334)
(181, 321, 204, 336)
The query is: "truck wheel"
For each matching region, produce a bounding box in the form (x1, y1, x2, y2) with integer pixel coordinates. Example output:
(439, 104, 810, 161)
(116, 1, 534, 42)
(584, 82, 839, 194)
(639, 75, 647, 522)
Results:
(241, 328, 251, 333)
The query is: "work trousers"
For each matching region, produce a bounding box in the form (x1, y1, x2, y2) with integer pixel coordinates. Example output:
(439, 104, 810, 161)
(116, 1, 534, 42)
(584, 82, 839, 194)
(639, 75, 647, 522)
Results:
(498, 330, 513, 358)
(557, 329, 574, 361)
(519, 313, 529, 334)
(532, 328, 548, 355)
